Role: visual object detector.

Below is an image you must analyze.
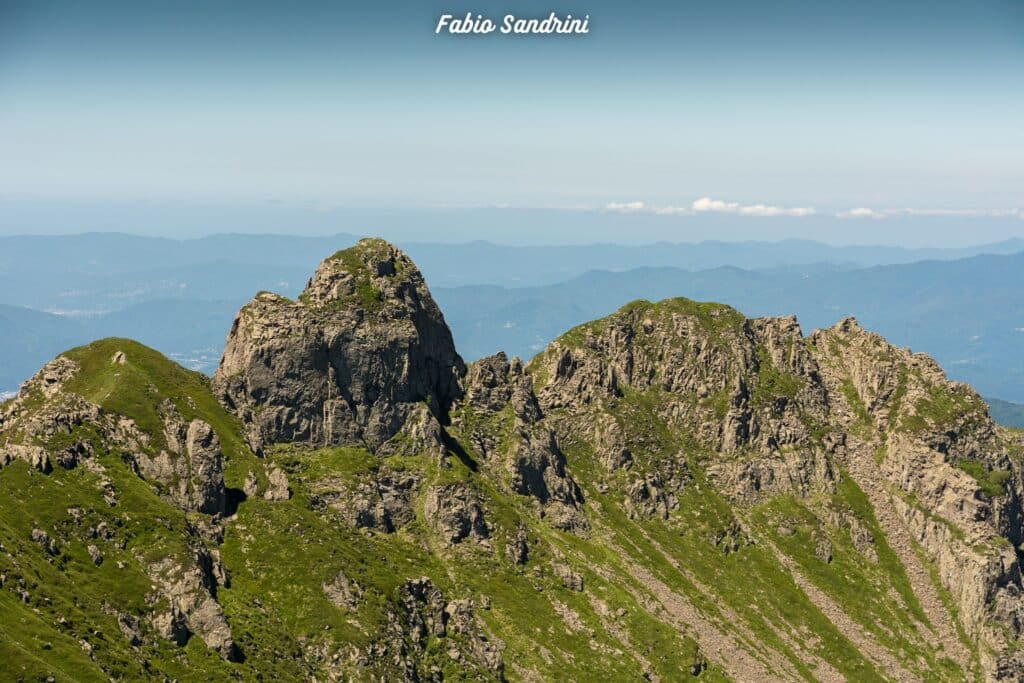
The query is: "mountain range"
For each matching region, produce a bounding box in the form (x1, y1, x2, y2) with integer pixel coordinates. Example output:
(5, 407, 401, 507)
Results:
(2, 235, 1022, 420)
(2, 239, 1024, 681)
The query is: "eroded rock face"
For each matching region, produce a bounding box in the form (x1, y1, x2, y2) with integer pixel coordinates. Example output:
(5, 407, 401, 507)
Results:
(185, 420, 226, 514)
(510, 426, 588, 531)
(531, 305, 833, 500)
(148, 546, 239, 661)
(310, 470, 421, 533)
(322, 569, 363, 610)
(523, 299, 1024, 679)
(808, 317, 1024, 678)
(213, 239, 465, 454)
(423, 483, 489, 546)
(137, 403, 226, 515)
(457, 352, 588, 532)
(387, 577, 505, 679)
(0, 358, 229, 517)
(0, 358, 99, 473)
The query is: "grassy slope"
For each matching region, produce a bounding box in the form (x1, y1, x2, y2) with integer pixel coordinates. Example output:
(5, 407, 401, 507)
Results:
(529, 298, 976, 681)
(0, 309, 992, 681)
(1, 339, 721, 681)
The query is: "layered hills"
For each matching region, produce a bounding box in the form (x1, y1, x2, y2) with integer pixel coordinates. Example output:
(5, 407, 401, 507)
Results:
(1, 238, 1023, 681)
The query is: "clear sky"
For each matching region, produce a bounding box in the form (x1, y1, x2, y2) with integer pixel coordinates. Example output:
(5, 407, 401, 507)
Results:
(0, 0, 1022, 244)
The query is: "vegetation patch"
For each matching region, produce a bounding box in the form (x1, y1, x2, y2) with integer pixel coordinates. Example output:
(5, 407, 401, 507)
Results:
(954, 458, 1010, 498)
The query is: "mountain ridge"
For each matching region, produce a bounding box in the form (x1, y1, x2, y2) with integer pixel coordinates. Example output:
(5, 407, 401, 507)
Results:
(2, 239, 1023, 681)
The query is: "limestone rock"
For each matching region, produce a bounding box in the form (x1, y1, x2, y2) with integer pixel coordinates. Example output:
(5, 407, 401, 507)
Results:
(423, 483, 489, 546)
(263, 465, 290, 501)
(323, 569, 363, 610)
(213, 239, 465, 453)
(185, 419, 226, 514)
(148, 547, 239, 661)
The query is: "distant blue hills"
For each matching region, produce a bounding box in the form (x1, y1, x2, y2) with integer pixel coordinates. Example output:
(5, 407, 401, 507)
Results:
(1, 234, 1021, 425)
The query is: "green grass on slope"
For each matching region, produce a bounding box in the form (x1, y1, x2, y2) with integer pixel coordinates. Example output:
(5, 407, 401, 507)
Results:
(62, 339, 250, 458)
(235, 441, 724, 681)
(555, 429, 881, 682)
(0, 454, 241, 681)
(748, 476, 968, 680)
(60, 338, 265, 494)
(3, 337, 727, 680)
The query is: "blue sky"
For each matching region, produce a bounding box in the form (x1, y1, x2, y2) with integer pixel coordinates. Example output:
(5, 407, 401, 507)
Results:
(0, 0, 1022, 243)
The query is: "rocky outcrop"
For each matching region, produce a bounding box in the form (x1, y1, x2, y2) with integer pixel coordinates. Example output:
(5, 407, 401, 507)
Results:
(213, 239, 465, 454)
(148, 546, 239, 661)
(137, 404, 226, 514)
(387, 577, 504, 679)
(310, 469, 421, 533)
(530, 303, 836, 503)
(423, 483, 489, 546)
(0, 357, 228, 517)
(808, 317, 1024, 678)
(185, 420, 226, 514)
(509, 427, 587, 531)
(322, 569, 363, 610)
(263, 465, 291, 501)
(0, 358, 99, 473)
(526, 298, 1024, 679)
(457, 353, 588, 532)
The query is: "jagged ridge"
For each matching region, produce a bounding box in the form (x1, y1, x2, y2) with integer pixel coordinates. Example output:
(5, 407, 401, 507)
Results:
(2, 239, 1023, 682)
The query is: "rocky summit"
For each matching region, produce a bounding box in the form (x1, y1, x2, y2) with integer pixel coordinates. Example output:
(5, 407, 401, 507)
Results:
(1, 238, 1023, 682)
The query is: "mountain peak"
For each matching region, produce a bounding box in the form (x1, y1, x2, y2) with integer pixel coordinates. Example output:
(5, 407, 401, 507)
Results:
(214, 239, 464, 454)
(303, 238, 414, 310)
(4, 239, 1024, 680)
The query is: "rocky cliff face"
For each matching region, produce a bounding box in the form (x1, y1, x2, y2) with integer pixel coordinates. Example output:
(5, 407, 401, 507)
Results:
(3, 239, 1024, 682)
(527, 299, 1024, 680)
(213, 238, 464, 455)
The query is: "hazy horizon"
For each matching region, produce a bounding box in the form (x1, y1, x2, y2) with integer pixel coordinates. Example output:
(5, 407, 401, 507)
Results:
(2, 0, 1022, 245)
(1, 201, 1023, 248)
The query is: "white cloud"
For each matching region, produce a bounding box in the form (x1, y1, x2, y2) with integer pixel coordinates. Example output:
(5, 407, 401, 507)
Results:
(692, 197, 739, 213)
(838, 206, 1021, 219)
(691, 197, 815, 217)
(900, 207, 1021, 218)
(651, 205, 695, 216)
(739, 203, 816, 217)
(838, 207, 887, 219)
(604, 201, 646, 213)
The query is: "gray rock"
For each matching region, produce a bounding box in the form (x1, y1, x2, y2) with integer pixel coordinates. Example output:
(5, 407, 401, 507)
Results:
(185, 419, 226, 515)
(213, 239, 465, 453)
(510, 427, 587, 532)
(322, 569, 363, 610)
(263, 465, 290, 501)
(117, 612, 142, 646)
(423, 483, 489, 546)
(31, 528, 57, 555)
(505, 525, 529, 565)
(148, 547, 240, 661)
(553, 563, 584, 591)
(242, 470, 259, 499)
